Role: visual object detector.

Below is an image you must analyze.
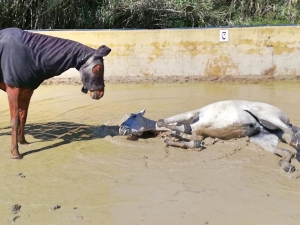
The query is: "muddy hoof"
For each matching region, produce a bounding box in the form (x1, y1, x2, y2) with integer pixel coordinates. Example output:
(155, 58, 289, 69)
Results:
(284, 165, 296, 173)
(290, 131, 300, 151)
(192, 140, 203, 148)
(279, 159, 295, 173)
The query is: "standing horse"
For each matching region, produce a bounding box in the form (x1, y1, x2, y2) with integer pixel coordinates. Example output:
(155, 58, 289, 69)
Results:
(119, 100, 300, 172)
(0, 28, 111, 159)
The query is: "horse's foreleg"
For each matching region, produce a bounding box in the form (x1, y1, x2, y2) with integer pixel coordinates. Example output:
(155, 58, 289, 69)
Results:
(157, 112, 199, 134)
(158, 111, 199, 125)
(18, 89, 33, 144)
(6, 87, 22, 159)
(158, 122, 192, 134)
(170, 130, 204, 141)
(164, 139, 203, 149)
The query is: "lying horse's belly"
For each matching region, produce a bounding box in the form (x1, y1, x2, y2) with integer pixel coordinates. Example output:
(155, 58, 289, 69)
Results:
(192, 103, 260, 140)
(194, 122, 261, 140)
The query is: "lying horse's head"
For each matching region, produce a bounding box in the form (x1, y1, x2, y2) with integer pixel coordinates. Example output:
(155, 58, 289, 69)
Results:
(119, 109, 149, 136)
(119, 109, 169, 136)
(80, 45, 111, 100)
(119, 109, 148, 136)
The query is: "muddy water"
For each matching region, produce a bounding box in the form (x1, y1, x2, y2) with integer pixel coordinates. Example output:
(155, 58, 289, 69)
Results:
(0, 81, 300, 225)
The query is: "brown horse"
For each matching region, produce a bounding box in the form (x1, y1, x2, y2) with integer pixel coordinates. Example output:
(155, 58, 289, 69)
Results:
(0, 28, 111, 159)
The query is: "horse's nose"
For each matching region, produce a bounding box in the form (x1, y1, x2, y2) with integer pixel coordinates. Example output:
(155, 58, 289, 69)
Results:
(90, 90, 104, 100)
(119, 126, 131, 135)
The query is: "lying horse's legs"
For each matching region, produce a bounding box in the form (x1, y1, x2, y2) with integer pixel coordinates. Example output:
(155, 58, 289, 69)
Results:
(158, 122, 192, 134)
(250, 132, 295, 172)
(157, 111, 199, 133)
(277, 149, 296, 172)
(269, 146, 295, 172)
(157, 112, 199, 134)
(18, 89, 34, 144)
(158, 112, 203, 149)
(290, 130, 300, 151)
(276, 128, 300, 151)
(164, 139, 203, 149)
(170, 130, 204, 141)
(265, 118, 300, 151)
(6, 86, 22, 159)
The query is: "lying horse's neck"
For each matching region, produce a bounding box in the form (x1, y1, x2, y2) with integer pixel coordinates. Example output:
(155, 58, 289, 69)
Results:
(141, 117, 157, 132)
(143, 117, 170, 132)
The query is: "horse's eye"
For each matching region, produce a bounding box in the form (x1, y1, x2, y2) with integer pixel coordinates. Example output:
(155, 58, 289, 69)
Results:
(132, 115, 137, 118)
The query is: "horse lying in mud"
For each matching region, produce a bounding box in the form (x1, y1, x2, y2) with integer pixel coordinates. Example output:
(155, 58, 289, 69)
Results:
(0, 28, 111, 159)
(119, 100, 300, 172)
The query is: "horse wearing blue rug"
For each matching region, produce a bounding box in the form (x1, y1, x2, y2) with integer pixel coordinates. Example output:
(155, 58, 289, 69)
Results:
(0, 28, 111, 159)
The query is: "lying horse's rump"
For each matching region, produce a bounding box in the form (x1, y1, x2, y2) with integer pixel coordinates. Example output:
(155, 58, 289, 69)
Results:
(0, 28, 111, 159)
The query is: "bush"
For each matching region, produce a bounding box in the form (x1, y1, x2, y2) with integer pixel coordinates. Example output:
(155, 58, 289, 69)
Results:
(0, 0, 299, 29)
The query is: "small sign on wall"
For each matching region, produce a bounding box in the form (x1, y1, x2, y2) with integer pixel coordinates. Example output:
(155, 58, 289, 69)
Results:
(220, 30, 229, 42)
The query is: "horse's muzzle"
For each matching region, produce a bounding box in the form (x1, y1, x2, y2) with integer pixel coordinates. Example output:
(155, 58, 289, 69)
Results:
(119, 126, 131, 135)
(89, 90, 104, 100)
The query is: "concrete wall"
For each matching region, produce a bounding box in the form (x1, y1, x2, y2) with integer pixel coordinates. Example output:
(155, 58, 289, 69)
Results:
(34, 26, 300, 78)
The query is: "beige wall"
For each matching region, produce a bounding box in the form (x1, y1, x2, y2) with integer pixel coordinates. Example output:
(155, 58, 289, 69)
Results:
(34, 26, 300, 78)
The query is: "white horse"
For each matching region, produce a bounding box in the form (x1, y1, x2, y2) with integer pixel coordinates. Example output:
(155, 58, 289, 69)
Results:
(119, 100, 300, 173)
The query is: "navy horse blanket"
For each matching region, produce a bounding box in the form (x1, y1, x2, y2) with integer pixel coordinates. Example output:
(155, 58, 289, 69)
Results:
(0, 28, 94, 89)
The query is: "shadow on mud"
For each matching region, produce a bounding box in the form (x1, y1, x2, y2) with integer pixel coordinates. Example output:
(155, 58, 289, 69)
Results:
(0, 122, 120, 157)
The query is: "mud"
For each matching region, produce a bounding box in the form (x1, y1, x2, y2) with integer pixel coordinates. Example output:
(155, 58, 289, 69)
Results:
(1, 79, 300, 224)
(43, 74, 300, 86)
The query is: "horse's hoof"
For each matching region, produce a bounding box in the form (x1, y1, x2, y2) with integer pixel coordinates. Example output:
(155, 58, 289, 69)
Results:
(280, 160, 295, 173)
(19, 140, 30, 145)
(290, 131, 300, 151)
(18, 137, 30, 145)
(192, 140, 203, 148)
(11, 155, 23, 160)
(285, 165, 296, 173)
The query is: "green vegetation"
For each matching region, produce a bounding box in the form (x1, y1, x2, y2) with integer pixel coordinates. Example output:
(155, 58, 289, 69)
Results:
(1, 0, 300, 29)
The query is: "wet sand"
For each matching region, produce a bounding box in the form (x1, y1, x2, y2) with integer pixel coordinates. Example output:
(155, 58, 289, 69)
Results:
(1, 81, 300, 224)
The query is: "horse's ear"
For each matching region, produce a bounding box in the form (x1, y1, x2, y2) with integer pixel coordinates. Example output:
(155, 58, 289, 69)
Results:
(139, 108, 146, 115)
(95, 45, 111, 57)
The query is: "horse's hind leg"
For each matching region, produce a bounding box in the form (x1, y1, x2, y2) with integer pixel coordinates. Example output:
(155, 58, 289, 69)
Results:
(290, 129, 300, 151)
(273, 147, 295, 172)
(250, 132, 295, 172)
(6, 86, 22, 159)
(274, 125, 300, 151)
(18, 89, 33, 144)
(263, 118, 300, 151)
(163, 130, 204, 149)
